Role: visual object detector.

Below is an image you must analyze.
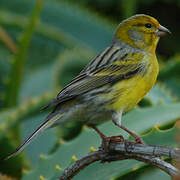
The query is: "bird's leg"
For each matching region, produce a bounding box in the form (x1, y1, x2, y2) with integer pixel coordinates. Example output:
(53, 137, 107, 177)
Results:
(89, 123, 124, 152)
(112, 112, 145, 144)
(118, 125, 145, 144)
(90, 123, 106, 139)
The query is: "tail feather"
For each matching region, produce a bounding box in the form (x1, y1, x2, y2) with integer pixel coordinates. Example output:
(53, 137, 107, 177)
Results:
(5, 112, 63, 160)
(40, 98, 58, 111)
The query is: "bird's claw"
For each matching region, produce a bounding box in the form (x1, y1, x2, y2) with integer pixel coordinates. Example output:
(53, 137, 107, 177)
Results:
(135, 137, 145, 144)
(101, 135, 124, 152)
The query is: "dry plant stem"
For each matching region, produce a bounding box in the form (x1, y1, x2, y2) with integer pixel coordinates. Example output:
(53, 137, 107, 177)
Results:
(0, 26, 18, 53)
(59, 151, 106, 180)
(59, 141, 180, 180)
(109, 141, 180, 159)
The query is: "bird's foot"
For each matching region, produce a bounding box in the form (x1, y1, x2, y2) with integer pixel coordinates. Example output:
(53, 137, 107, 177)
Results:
(89, 123, 125, 152)
(116, 124, 145, 145)
(101, 135, 124, 152)
(135, 136, 145, 144)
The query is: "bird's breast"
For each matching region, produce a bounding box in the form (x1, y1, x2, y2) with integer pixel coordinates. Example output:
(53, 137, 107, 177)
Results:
(106, 54, 159, 112)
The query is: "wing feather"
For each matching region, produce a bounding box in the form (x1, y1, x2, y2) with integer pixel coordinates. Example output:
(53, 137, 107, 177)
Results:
(41, 62, 143, 110)
(41, 43, 144, 110)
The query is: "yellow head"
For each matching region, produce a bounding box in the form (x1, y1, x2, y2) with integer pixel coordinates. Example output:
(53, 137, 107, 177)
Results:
(114, 14, 170, 52)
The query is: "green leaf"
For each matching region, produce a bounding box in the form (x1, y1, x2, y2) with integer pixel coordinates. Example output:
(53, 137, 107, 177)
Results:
(158, 79, 180, 100)
(0, 0, 114, 52)
(121, 0, 138, 18)
(4, 0, 43, 107)
(145, 84, 175, 105)
(0, 92, 56, 142)
(0, 50, 11, 108)
(118, 165, 170, 180)
(0, 135, 29, 178)
(19, 64, 55, 101)
(158, 55, 180, 100)
(159, 55, 180, 80)
(53, 48, 94, 88)
(134, 168, 170, 180)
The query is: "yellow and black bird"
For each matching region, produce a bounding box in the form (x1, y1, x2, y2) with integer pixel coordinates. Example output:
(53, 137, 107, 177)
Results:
(6, 14, 171, 159)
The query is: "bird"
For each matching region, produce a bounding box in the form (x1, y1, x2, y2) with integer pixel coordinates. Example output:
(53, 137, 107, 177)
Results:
(6, 14, 171, 159)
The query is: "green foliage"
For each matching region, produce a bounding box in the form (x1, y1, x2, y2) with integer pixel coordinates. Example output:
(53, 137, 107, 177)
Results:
(5, 0, 43, 107)
(0, 0, 179, 179)
(158, 55, 180, 99)
(53, 48, 94, 88)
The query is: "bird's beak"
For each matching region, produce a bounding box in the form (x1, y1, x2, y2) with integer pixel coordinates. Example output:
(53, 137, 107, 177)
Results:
(156, 25, 171, 37)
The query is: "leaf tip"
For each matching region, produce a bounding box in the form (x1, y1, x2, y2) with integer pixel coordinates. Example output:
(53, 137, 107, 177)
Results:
(22, 168, 29, 174)
(89, 146, 96, 152)
(58, 138, 65, 145)
(132, 167, 138, 171)
(71, 155, 78, 162)
(39, 153, 46, 159)
(42, 92, 52, 99)
(39, 175, 47, 180)
(82, 125, 88, 131)
(30, 97, 39, 105)
(9, 112, 17, 120)
(18, 103, 28, 112)
(0, 123, 6, 130)
(55, 164, 62, 171)
(154, 124, 160, 130)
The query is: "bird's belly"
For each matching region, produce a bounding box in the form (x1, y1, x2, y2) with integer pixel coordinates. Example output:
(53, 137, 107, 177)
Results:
(107, 72, 158, 112)
(57, 97, 113, 125)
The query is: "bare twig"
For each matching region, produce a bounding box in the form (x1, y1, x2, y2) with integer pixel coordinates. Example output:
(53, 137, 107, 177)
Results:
(60, 151, 107, 180)
(0, 26, 18, 53)
(109, 141, 180, 159)
(59, 140, 180, 180)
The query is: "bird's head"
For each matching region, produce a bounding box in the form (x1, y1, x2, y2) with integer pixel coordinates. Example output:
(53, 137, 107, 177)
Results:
(114, 14, 171, 52)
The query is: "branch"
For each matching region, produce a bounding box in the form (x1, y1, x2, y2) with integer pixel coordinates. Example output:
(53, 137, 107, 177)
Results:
(0, 26, 18, 53)
(109, 141, 180, 159)
(59, 140, 180, 180)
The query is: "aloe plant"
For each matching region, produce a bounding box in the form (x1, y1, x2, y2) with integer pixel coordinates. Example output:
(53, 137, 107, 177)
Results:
(0, 0, 179, 179)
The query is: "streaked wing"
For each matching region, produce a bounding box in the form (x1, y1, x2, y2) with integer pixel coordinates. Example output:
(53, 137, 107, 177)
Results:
(41, 42, 145, 110)
(42, 61, 143, 110)
(80, 43, 127, 73)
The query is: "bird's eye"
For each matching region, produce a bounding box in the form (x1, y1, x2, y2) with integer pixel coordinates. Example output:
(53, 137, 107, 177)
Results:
(145, 23, 152, 28)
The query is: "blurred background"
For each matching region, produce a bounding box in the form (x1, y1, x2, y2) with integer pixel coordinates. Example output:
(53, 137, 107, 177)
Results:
(0, 0, 180, 179)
